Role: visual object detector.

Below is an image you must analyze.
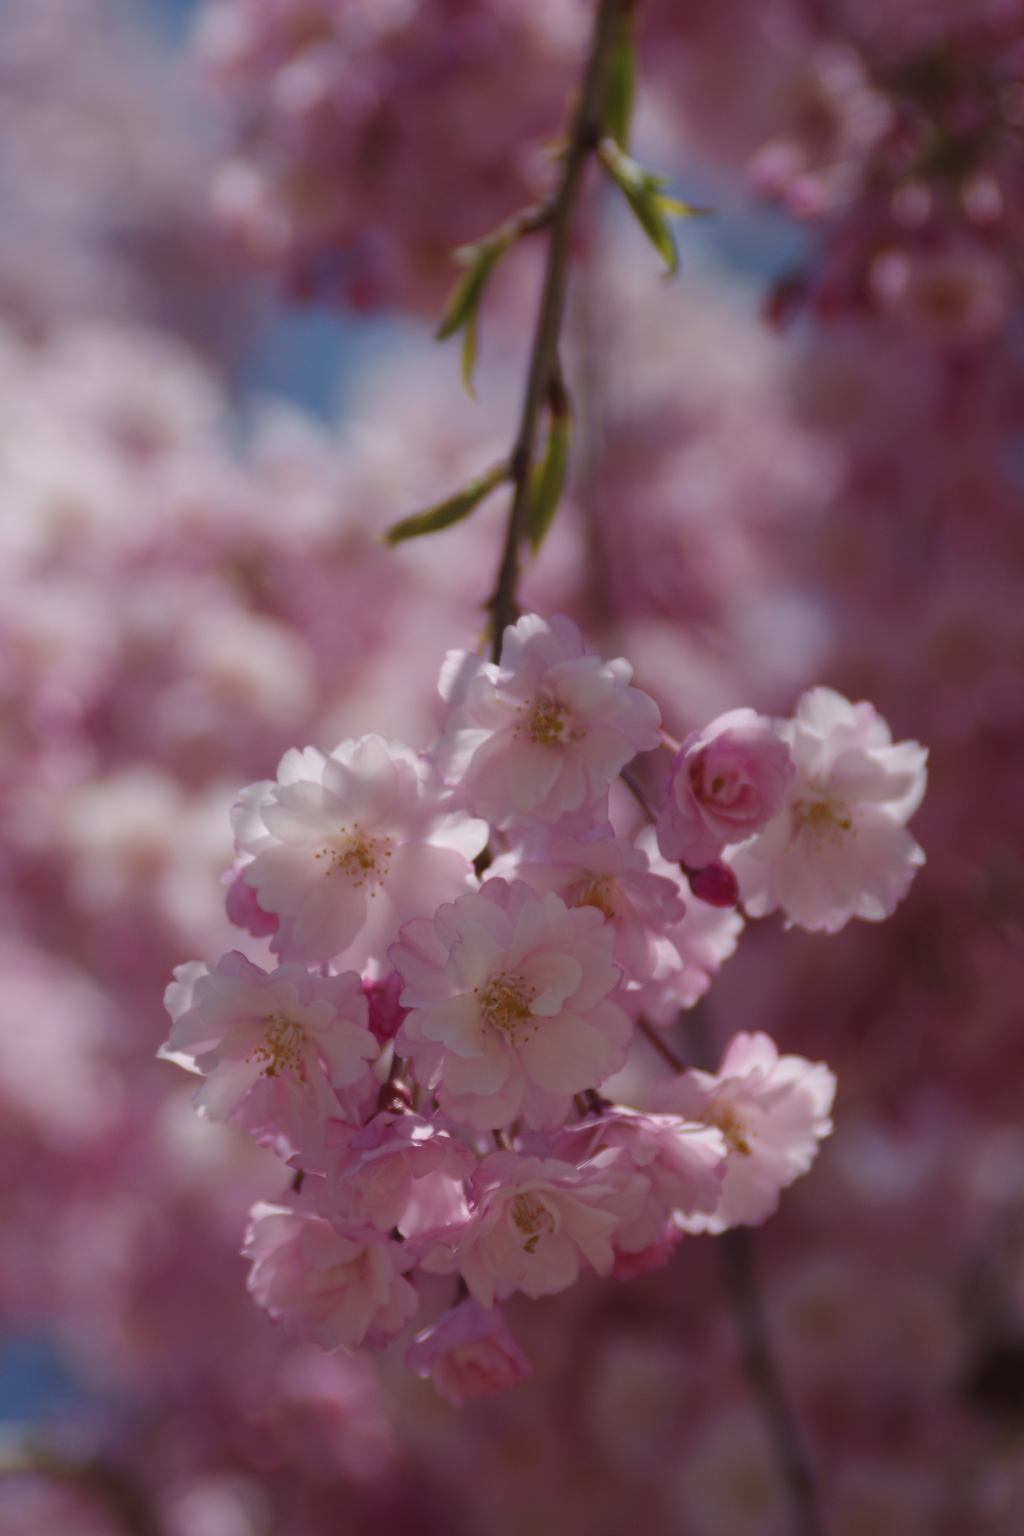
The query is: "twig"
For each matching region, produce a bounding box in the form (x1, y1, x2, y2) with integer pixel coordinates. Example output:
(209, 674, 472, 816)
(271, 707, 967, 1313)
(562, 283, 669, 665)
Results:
(488, 0, 626, 661)
(0, 1444, 162, 1536)
(619, 763, 659, 823)
(721, 1228, 826, 1536)
(637, 1004, 826, 1531)
(635, 1012, 685, 1072)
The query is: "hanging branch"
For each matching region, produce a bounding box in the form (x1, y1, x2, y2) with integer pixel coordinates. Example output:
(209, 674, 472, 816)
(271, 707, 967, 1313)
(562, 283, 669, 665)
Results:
(722, 1229, 826, 1536)
(486, 0, 627, 661)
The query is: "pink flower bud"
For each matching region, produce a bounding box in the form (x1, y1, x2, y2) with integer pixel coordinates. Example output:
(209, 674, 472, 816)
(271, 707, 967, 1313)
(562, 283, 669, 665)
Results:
(362, 971, 407, 1046)
(406, 1298, 532, 1407)
(656, 710, 794, 870)
(685, 862, 740, 909)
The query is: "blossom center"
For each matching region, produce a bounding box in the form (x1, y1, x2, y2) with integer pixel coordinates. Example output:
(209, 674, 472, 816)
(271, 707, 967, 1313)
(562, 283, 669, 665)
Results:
(478, 972, 536, 1041)
(571, 873, 619, 921)
(704, 1100, 752, 1157)
(314, 825, 393, 889)
(527, 697, 573, 745)
(509, 1191, 557, 1253)
(251, 1015, 305, 1078)
(791, 796, 853, 847)
(692, 754, 741, 807)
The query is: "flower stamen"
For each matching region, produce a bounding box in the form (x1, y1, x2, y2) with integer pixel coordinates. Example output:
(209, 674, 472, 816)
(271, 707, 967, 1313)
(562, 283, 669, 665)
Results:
(510, 1192, 557, 1253)
(250, 1015, 305, 1078)
(479, 973, 536, 1041)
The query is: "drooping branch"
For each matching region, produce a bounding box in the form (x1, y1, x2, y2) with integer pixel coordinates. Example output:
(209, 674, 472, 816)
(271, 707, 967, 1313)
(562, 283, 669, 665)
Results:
(722, 1229, 826, 1536)
(488, 0, 627, 661)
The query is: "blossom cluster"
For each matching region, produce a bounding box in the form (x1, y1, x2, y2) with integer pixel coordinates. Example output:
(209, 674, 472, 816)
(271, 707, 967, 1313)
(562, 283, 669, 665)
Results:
(161, 611, 925, 1404)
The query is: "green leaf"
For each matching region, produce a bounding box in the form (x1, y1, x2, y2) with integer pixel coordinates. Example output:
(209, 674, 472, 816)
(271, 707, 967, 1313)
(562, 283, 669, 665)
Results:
(436, 232, 513, 395)
(435, 242, 502, 344)
(597, 138, 710, 277)
(382, 461, 509, 545)
(603, 10, 636, 149)
(526, 397, 571, 555)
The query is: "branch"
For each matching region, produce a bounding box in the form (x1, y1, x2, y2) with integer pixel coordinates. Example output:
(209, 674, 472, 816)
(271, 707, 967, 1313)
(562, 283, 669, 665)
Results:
(0, 1443, 162, 1536)
(635, 1012, 685, 1072)
(642, 1008, 825, 1533)
(488, 0, 627, 661)
(721, 1229, 826, 1536)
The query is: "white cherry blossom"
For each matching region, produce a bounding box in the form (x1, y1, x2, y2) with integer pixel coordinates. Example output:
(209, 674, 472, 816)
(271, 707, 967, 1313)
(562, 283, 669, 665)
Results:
(726, 688, 927, 932)
(432, 614, 662, 830)
(231, 734, 488, 965)
(160, 952, 378, 1153)
(391, 878, 632, 1131)
(652, 1032, 836, 1233)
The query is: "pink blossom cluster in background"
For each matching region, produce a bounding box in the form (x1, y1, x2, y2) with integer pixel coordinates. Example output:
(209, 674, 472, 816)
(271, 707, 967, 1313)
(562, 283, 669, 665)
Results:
(0, 0, 1023, 1533)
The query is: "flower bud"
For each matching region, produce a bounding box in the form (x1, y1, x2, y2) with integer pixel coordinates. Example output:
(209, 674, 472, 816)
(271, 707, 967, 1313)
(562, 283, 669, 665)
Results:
(685, 861, 740, 908)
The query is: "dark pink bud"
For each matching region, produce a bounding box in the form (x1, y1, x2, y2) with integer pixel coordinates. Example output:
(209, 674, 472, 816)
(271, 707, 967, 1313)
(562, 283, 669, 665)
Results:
(686, 861, 740, 908)
(362, 971, 408, 1045)
(225, 868, 279, 937)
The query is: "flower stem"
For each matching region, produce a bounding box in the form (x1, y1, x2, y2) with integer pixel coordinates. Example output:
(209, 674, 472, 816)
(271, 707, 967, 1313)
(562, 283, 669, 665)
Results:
(488, 0, 626, 661)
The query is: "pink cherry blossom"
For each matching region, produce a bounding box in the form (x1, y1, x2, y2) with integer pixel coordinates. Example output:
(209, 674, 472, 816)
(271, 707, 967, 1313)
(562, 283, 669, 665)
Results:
(432, 614, 661, 830)
(540, 1109, 726, 1272)
(232, 734, 488, 965)
(313, 1112, 474, 1237)
(656, 708, 794, 870)
(405, 1297, 533, 1407)
(244, 1202, 418, 1351)
(652, 1032, 836, 1233)
(489, 827, 686, 989)
(726, 687, 927, 932)
(160, 952, 378, 1153)
(423, 1150, 637, 1307)
(629, 828, 744, 1023)
(391, 878, 632, 1131)
(544, 1108, 726, 1226)
(224, 857, 280, 937)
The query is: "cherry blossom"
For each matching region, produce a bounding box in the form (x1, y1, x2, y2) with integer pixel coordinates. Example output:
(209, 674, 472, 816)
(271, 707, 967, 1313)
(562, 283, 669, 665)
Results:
(656, 708, 794, 870)
(244, 1202, 418, 1351)
(313, 1112, 474, 1237)
(432, 614, 661, 830)
(160, 952, 378, 1153)
(391, 878, 632, 1131)
(489, 827, 686, 989)
(406, 1297, 533, 1407)
(540, 1109, 727, 1272)
(232, 735, 488, 965)
(633, 827, 744, 1022)
(652, 1033, 836, 1233)
(726, 688, 927, 932)
(422, 1150, 640, 1307)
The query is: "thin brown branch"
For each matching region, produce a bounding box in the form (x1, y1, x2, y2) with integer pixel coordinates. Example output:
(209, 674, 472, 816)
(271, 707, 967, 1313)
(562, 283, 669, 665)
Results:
(635, 1012, 685, 1072)
(0, 1445, 162, 1536)
(488, 0, 626, 660)
(721, 1228, 826, 1536)
(619, 762, 658, 823)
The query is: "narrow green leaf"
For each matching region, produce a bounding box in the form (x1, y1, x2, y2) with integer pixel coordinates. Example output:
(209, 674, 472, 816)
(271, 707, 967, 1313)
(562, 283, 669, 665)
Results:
(382, 461, 508, 545)
(461, 304, 481, 397)
(526, 400, 571, 555)
(598, 138, 710, 278)
(435, 243, 501, 344)
(603, 10, 636, 149)
(658, 195, 713, 218)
